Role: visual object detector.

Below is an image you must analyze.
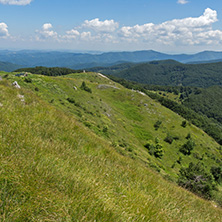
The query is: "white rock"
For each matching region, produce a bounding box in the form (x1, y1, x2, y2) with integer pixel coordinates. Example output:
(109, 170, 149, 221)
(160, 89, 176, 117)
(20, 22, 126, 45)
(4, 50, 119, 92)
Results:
(12, 81, 21, 89)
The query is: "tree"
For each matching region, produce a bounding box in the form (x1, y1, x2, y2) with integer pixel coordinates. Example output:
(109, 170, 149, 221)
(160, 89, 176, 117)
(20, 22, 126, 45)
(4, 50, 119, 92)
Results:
(179, 139, 195, 155)
(144, 141, 164, 158)
(178, 162, 215, 198)
(80, 81, 92, 93)
(211, 166, 222, 183)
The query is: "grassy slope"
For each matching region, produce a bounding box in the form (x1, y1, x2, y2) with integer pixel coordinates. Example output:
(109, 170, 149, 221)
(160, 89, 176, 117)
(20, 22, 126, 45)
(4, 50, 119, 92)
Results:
(0, 72, 222, 221)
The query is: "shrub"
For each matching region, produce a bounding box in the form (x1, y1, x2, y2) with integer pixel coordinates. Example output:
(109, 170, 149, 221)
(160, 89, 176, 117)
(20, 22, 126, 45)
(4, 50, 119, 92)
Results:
(181, 120, 187, 128)
(211, 166, 222, 183)
(164, 134, 174, 144)
(102, 125, 108, 133)
(178, 162, 215, 198)
(80, 81, 92, 93)
(154, 120, 162, 130)
(67, 97, 75, 104)
(186, 133, 191, 139)
(144, 141, 164, 158)
(24, 78, 32, 83)
(179, 139, 195, 155)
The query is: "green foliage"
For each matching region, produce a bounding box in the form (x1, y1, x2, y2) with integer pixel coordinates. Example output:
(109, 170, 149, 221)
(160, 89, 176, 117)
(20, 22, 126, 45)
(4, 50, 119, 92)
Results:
(179, 139, 195, 155)
(164, 134, 174, 144)
(154, 120, 162, 131)
(15, 66, 82, 76)
(211, 166, 222, 183)
(186, 133, 191, 139)
(80, 81, 92, 93)
(144, 141, 164, 158)
(0, 61, 22, 72)
(102, 125, 108, 133)
(110, 75, 222, 145)
(24, 77, 32, 83)
(181, 120, 187, 128)
(67, 97, 75, 104)
(178, 162, 215, 199)
(107, 61, 222, 88)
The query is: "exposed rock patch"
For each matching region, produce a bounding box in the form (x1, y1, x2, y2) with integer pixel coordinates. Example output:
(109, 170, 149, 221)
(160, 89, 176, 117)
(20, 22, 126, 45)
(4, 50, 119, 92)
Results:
(97, 84, 120, 90)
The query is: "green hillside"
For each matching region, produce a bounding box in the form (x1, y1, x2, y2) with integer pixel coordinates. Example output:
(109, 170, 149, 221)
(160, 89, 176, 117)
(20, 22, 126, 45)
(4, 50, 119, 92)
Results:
(182, 86, 222, 124)
(0, 61, 22, 72)
(106, 61, 222, 88)
(1, 71, 222, 220)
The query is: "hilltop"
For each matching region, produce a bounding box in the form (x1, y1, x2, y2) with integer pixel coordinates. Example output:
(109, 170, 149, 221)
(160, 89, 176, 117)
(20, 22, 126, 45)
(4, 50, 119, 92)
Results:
(0, 70, 222, 220)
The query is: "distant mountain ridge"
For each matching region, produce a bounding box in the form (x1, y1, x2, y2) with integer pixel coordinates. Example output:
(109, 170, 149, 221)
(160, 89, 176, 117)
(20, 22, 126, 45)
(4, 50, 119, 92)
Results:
(2, 49, 222, 69)
(0, 61, 23, 72)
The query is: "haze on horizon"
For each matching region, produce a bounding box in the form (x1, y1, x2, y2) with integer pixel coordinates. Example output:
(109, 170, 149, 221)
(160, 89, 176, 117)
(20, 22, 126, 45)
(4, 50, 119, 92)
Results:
(1, 0, 222, 54)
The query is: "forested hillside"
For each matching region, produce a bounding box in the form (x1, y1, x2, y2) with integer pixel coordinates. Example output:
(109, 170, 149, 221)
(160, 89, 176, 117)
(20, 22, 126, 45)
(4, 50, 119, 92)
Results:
(0, 61, 22, 72)
(103, 61, 222, 88)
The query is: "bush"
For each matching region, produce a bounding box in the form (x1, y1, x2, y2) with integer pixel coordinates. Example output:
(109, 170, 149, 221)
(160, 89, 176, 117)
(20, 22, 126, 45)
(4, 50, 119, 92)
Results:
(144, 141, 164, 158)
(80, 81, 92, 93)
(24, 78, 32, 83)
(164, 134, 174, 144)
(154, 120, 162, 130)
(186, 133, 191, 139)
(211, 166, 222, 183)
(67, 97, 75, 104)
(181, 120, 187, 128)
(179, 139, 195, 155)
(178, 162, 215, 199)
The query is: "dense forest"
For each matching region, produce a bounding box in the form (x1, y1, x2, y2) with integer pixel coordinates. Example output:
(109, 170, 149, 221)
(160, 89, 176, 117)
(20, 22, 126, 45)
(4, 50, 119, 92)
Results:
(0, 61, 22, 72)
(15, 66, 82, 76)
(91, 60, 222, 88)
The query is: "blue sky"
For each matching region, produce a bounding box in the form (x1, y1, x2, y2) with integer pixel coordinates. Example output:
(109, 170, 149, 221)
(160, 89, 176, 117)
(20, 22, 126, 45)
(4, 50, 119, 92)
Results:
(1, 0, 222, 53)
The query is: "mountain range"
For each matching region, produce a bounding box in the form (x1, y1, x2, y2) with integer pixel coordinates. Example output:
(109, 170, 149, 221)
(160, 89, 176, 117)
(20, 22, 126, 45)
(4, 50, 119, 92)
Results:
(2, 49, 222, 70)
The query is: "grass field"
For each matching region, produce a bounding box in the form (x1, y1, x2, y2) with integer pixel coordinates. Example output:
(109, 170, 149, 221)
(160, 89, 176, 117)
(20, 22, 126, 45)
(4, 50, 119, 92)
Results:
(0, 71, 222, 221)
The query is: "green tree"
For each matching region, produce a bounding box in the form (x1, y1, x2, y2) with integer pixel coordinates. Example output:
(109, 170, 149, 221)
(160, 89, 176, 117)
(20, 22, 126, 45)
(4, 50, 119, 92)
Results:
(179, 139, 195, 155)
(178, 162, 215, 198)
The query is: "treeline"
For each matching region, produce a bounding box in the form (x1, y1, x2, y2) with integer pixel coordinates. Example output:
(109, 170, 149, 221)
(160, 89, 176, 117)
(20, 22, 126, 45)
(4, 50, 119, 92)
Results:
(15, 66, 82, 76)
(109, 75, 222, 145)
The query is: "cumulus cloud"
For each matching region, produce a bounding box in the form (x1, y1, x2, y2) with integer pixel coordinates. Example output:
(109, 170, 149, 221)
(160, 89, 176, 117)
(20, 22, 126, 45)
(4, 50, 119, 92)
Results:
(36, 23, 58, 41)
(0, 22, 9, 38)
(32, 9, 222, 49)
(62, 29, 80, 41)
(177, 0, 189, 4)
(82, 18, 119, 32)
(119, 8, 221, 46)
(0, 0, 32, 5)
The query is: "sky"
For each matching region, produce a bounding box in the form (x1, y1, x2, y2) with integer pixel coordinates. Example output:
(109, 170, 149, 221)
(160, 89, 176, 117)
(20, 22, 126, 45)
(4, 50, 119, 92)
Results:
(1, 0, 222, 53)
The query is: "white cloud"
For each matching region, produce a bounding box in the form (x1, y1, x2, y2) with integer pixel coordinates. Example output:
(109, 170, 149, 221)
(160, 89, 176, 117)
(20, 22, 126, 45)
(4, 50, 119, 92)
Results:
(0, 0, 32, 5)
(0, 22, 9, 38)
(82, 18, 119, 32)
(26, 9, 222, 51)
(62, 29, 80, 41)
(36, 23, 58, 41)
(119, 8, 221, 46)
(42, 23, 53, 31)
(177, 0, 189, 5)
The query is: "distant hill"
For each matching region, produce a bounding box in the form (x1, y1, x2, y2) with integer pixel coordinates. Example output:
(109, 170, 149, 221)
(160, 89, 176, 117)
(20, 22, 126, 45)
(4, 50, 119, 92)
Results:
(182, 85, 222, 125)
(2, 49, 222, 69)
(0, 61, 22, 72)
(107, 61, 222, 88)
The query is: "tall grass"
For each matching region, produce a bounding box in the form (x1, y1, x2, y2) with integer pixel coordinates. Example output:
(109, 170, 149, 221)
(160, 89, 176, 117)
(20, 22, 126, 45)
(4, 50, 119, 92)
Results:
(0, 76, 221, 221)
